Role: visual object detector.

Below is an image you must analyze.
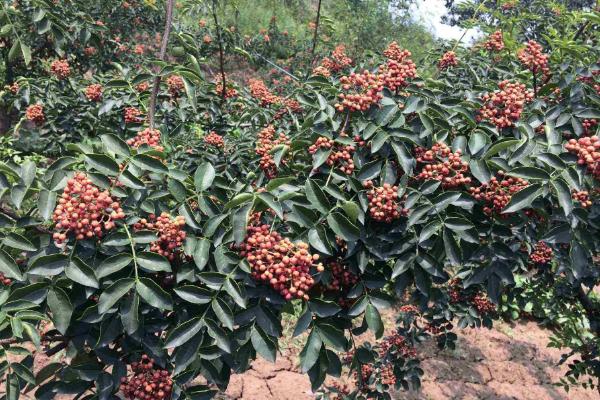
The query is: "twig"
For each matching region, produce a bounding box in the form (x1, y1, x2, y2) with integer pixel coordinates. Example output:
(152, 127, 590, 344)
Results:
(573, 21, 590, 41)
(148, 0, 175, 129)
(309, 0, 323, 65)
(0, 205, 52, 234)
(577, 285, 600, 336)
(212, 0, 227, 100)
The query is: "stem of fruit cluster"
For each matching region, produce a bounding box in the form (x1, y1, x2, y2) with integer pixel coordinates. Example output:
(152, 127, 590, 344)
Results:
(148, 0, 175, 129)
(532, 71, 537, 98)
(212, 0, 227, 100)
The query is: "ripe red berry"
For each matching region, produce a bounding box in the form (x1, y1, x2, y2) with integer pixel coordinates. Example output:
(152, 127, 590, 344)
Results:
(127, 127, 163, 151)
(25, 104, 45, 124)
(133, 213, 186, 262)
(364, 180, 408, 223)
(85, 84, 103, 102)
(414, 142, 471, 188)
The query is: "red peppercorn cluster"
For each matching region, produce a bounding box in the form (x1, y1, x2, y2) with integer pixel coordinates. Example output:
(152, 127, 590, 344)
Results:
(483, 30, 505, 52)
(517, 40, 550, 76)
(84, 46, 97, 56)
(50, 59, 71, 80)
(572, 190, 592, 208)
(364, 180, 407, 223)
(472, 293, 496, 315)
(133, 213, 186, 262)
(399, 304, 419, 314)
(449, 279, 495, 315)
(120, 355, 173, 400)
(323, 260, 359, 307)
(380, 364, 396, 386)
(477, 80, 533, 128)
(137, 82, 149, 92)
(438, 51, 458, 70)
(166, 75, 184, 97)
(336, 70, 383, 112)
(238, 224, 323, 301)
(308, 136, 356, 174)
(469, 171, 529, 215)
(565, 136, 600, 179)
(25, 104, 45, 124)
(313, 44, 352, 77)
(52, 172, 124, 245)
(325, 381, 351, 400)
(127, 128, 164, 152)
(134, 44, 145, 55)
(124, 107, 143, 124)
(214, 75, 238, 99)
(0, 272, 12, 286)
(203, 34, 212, 44)
(85, 84, 103, 102)
(203, 131, 224, 148)
(274, 98, 303, 120)
(255, 125, 290, 178)
(248, 78, 280, 106)
(583, 119, 598, 136)
(378, 42, 417, 91)
(577, 74, 600, 95)
(379, 333, 417, 359)
(414, 143, 471, 188)
(529, 241, 553, 265)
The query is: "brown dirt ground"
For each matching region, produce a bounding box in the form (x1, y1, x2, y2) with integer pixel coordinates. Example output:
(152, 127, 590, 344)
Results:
(3, 320, 599, 399)
(220, 320, 600, 400)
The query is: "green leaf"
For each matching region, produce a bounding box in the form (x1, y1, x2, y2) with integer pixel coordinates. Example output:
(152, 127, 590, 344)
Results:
(121, 293, 139, 334)
(257, 193, 284, 219)
(326, 212, 359, 241)
(136, 278, 173, 310)
(309, 298, 341, 317)
(194, 162, 216, 191)
(507, 167, 550, 181)
(84, 154, 120, 176)
(502, 184, 542, 213)
(552, 179, 573, 217)
(205, 318, 232, 353)
(164, 317, 203, 348)
(3, 233, 35, 252)
(365, 303, 384, 338)
(341, 201, 360, 223)
(137, 252, 171, 272)
(65, 258, 99, 288)
(28, 254, 68, 276)
(174, 285, 212, 304)
(305, 180, 331, 214)
(443, 229, 461, 266)
(212, 297, 234, 330)
(47, 287, 72, 334)
(98, 278, 135, 314)
(251, 325, 276, 362)
(101, 134, 130, 157)
(21, 43, 31, 65)
(483, 139, 520, 159)
(224, 278, 246, 308)
(131, 154, 168, 174)
(299, 330, 322, 372)
(37, 190, 57, 221)
(193, 238, 211, 271)
(97, 254, 132, 278)
(168, 178, 187, 202)
(224, 192, 254, 209)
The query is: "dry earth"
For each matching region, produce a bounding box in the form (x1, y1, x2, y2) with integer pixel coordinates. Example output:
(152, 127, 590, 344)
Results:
(221, 320, 600, 400)
(3, 320, 599, 400)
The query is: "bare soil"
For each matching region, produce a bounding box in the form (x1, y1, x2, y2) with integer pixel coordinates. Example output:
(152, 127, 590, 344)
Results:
(222, 320, 600, 400)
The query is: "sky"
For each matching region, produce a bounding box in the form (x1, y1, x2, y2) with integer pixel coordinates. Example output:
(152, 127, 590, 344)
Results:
(408, 0, 481, 43)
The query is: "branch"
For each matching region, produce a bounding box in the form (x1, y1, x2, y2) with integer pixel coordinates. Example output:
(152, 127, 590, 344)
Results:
(148, 0, 175, 129)
(573, 21, 590, 41)
(211, 0, 227, 100)
(309, 0, 322, 65)
(0, 205, 51, 234)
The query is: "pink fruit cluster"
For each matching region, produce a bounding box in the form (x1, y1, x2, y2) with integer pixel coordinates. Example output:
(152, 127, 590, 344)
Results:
(52, 172, 124, 244)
